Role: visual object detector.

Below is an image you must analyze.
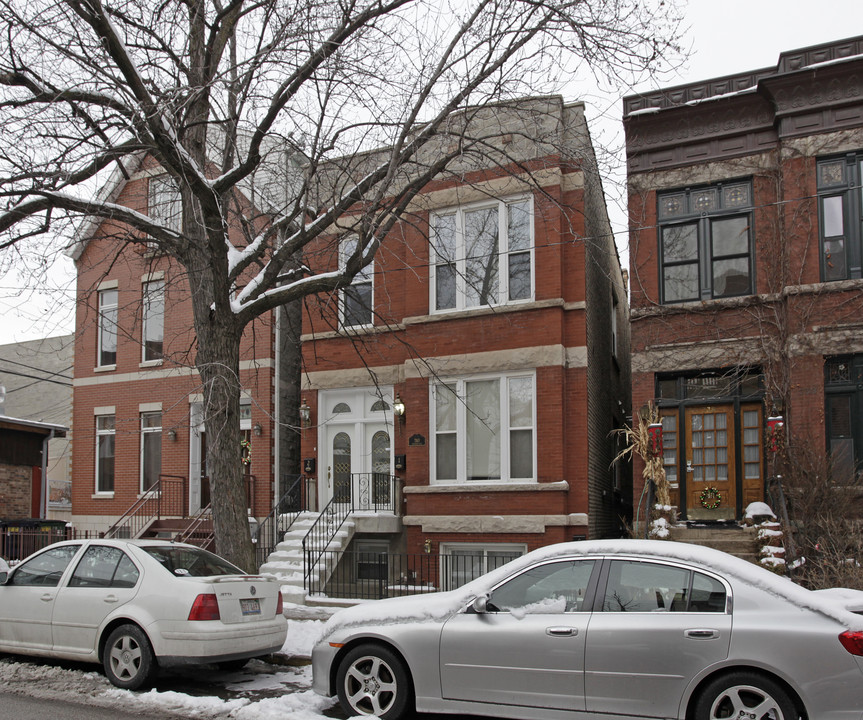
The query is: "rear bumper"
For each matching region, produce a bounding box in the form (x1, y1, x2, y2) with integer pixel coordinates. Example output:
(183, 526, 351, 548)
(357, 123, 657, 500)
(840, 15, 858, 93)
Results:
(152, 617, 287, 663)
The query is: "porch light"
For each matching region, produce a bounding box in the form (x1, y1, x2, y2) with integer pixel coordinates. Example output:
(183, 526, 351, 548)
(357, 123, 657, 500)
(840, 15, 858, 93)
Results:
(300, 397, 311, 427)
(393, 394, 406, 418)
(167, 428, 177, 441)
(253, 422, 262, 437)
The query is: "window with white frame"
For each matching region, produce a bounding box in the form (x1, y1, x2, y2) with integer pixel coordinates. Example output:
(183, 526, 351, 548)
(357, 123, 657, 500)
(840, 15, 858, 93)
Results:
(98, 288, 118, 367)
(142, 279, 164, 361)
(433, 373, 535, 484)
(140, 411, 162, 492)
(432, 197, 532, 312)
(148, 175, 181, 233)
(340, 236, 373, 327)
(440, 543, 525, 590)
(96, 415, 115, 493)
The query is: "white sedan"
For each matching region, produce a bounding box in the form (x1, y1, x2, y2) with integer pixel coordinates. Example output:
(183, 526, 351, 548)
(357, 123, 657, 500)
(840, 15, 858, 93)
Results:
(0, 538, 287, 689)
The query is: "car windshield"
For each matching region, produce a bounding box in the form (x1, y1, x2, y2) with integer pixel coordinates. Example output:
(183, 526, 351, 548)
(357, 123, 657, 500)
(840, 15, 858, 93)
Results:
(142, 546, 243, 577)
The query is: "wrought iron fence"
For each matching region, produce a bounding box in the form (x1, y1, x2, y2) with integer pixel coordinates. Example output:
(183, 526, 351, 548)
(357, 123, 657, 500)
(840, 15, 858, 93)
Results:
(307, 549, 522, 601)
(0, 524, 99, 563)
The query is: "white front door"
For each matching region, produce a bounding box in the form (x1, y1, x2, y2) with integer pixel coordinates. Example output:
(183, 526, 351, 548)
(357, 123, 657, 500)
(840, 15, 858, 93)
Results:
(320, 389, 394, 510)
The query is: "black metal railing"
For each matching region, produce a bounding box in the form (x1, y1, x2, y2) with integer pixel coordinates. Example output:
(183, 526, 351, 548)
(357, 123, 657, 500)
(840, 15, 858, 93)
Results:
(104, 474, 187, 539)
(253, 474, 314, 567)
(302, 473, 400, 592)
(307, 550, 522, 600)
(0, 525, 99, 563)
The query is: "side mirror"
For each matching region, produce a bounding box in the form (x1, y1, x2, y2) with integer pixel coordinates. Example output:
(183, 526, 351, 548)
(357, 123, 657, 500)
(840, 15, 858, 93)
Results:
(471, 594, 489, 614)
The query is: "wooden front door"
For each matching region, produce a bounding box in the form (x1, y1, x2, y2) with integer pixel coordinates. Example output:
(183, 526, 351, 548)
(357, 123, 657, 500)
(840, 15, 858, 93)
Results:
(685, 405, 736, 520)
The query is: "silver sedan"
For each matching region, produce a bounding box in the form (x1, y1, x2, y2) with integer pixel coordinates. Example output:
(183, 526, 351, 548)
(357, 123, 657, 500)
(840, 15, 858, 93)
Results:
(312, 539, 863, 720)
(0, 539, 287, 689)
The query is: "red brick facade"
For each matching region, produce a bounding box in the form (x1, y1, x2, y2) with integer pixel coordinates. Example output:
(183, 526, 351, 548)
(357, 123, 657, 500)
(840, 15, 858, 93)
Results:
(625, 36, 863, 523)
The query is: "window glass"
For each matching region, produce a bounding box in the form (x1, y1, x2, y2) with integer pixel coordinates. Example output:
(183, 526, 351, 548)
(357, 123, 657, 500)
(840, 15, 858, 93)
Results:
(817, 156, 862, 282)
(96, 414, 115, 493)
(602, 560, 691, 612)
(690, 572, 727, 612)
(464, 207, 499, 307)
(509, 377, 533, 479)
(466, 378, 501, 481)
(12, 545, 80, 587)
(98, 289, 118, 367)
(662, 224, 698, 263)
(663, 264, 699, 302)
(341, 237, 373, 327)
(713, 257, 750, 297)
(149, 176, 181, 232)
(507, 201, 531, 301)
(489, 560, 596, 614)
(141, 411, 162, 492)
(142, 280, 164, 361)
(823, 195, 845, 237)
(441, 544, 524, 591)
(69, 546, 139, 588)
(143, 546, 242, 577)
(712, 216, 749, 257)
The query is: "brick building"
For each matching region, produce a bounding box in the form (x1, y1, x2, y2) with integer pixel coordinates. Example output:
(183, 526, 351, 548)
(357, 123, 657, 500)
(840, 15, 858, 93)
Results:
(624, 36, 863, 521)
(298, 96, 631, 580)
(66, 97, 630, 586)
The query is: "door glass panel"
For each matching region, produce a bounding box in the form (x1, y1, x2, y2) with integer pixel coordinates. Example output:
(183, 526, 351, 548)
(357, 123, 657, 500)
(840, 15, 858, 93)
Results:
(661, 414, 678, 485)
(12, 546, 79, 587)
(489, 560, 596, 614)
(602, 560, 690, 613)
(333, 432, 351, 503)
(371, 430, 391, 505)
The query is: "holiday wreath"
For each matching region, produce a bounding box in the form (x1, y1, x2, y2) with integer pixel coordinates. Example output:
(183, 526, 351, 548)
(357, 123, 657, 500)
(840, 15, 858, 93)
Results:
(699, 486, 721, 509)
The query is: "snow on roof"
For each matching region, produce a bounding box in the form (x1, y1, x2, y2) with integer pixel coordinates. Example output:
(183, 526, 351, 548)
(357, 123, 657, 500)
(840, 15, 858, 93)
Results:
(319, 539, 863, 643)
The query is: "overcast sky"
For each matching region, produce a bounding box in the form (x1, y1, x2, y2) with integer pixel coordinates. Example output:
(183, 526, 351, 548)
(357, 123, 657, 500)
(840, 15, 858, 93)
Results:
(1, 0, 860, 343)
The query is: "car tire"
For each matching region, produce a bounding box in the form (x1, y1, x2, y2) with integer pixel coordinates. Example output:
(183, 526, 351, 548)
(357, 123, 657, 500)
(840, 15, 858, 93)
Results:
(336, 643, 413, 720)
(103, 624, 157, 690)
(694, 672, 798, 720)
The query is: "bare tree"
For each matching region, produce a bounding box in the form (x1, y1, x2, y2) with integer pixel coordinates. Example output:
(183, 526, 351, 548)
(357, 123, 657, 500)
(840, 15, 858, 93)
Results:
(0, 0, 681, 570)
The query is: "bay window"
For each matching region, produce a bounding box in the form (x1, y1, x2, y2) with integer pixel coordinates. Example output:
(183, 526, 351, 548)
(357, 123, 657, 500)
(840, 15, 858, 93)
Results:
(432, 372, 535, 484)
(432, 197, 532, 311)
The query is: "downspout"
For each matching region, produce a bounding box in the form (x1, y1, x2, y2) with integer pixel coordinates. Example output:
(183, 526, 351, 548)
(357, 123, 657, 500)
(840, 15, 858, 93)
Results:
(40, 430, 55, 519)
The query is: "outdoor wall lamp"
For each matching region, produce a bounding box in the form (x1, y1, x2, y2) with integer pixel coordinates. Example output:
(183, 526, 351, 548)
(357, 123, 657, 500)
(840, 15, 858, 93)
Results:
(393, 393, 406, 418)
(424, 538, 432, 554)
(253, 422, 262, 437)
(166, 428, 177, 441)
(300, 397, 311, 428)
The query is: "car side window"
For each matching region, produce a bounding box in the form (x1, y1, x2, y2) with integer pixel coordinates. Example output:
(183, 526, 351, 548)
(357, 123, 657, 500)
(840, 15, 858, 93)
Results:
(11, 545, 80, 587)
(689, 571, 727, 612)
(488, 560, 596, 614)
(602, 560, 691, 612)
(69, 546, 140, 588)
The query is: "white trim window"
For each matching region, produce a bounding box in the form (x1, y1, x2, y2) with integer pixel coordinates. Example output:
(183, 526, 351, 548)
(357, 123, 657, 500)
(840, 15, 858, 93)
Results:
(431, 196, 532, 312)
(96, 415, 115, 494)
(432, 372, 535, 484)
(340, 236, 373, 327)
(142, 279, 164, 361)
(148, 175, 181, 233)
(97, 288, 118, 367)
(140, 411, 162, 492)
(440, 543, 526, 590)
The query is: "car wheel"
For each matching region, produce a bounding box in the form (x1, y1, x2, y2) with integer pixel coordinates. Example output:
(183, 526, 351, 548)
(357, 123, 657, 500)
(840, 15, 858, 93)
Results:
(103, 624, 157, 690)
(336, 644, 413, 720)
(695, 672, 798, 720)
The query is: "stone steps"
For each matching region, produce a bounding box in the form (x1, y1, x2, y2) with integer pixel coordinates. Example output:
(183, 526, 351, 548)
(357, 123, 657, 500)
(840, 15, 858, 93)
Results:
(669, 524, 761, 563)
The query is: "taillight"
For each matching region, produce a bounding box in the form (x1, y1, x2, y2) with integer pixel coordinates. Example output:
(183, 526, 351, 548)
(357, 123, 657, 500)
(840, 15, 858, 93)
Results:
(188, 593, 220, 621)
(276, 591, 284, 616)
(839, 630, 863, 655)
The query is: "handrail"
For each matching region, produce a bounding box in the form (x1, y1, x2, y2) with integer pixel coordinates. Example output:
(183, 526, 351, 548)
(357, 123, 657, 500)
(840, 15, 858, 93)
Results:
(174, 502, 212, 545)
(253, 474, 312, 567)
(104, 474, 187, 539)
(302, 473, 398, 592)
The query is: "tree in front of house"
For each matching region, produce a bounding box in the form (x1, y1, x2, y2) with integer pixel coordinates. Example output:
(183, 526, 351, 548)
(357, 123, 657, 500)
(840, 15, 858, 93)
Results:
(0, 0, 682, 571)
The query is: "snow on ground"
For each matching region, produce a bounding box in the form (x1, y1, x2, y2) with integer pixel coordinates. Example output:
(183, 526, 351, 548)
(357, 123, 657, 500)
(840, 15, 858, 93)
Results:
(0, 613, 341, 720)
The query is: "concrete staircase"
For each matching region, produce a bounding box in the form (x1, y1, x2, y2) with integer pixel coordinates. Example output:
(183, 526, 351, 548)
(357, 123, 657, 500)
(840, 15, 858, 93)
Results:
(258, 511, 356, 604)
(669, 523, 760, 563)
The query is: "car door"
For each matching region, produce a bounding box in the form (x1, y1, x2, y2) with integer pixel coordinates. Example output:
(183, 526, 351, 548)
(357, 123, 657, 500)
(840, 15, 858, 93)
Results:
(584, 559, 732, 718)
(0, 544, 82, 653)
(50, 545, 141, 657)
(440, 559, 597, 711)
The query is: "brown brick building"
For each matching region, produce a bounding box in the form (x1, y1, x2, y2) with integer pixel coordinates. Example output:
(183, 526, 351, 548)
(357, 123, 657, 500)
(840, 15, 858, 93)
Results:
(625, 36, 863, 522)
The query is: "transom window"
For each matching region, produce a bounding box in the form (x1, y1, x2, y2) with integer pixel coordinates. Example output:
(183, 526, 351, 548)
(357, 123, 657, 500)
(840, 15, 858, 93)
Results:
(817, 154, 863, 281)
(432, 373, 535, 484)
(658, 181, 754, 303)
(431, 197, 532, 312)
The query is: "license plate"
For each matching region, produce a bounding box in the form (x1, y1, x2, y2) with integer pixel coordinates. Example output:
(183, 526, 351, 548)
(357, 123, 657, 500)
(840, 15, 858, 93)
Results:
(240, 598, 261, 615)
